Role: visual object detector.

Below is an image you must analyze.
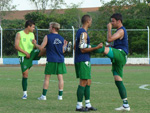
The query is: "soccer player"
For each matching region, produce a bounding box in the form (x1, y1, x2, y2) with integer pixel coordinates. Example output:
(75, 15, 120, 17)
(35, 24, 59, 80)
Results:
(93, 13, 130, 111)
(15, 20, 44, 99)
(32, 22, 68, 100)
(74, 15, 102, 112)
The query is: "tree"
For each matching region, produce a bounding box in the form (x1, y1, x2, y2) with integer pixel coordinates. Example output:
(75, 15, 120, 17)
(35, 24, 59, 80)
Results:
(28, 0, 66, 13)
(0, 0, 16, 25)
(96, 0, 150, 56)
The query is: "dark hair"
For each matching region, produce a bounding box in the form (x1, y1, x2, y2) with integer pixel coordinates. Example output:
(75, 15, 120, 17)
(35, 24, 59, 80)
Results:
(81, 15, 91, 24)
(25, 20, 35, 28)
(111, 13, 123, 23)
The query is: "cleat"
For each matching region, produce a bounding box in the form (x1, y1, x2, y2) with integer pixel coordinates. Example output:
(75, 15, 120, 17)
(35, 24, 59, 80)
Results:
(38, 95, 46, 100)
(115, 106, 130, 111)
(58, 95, 63, 100)
(76, 107, 88, 112)
(22, 95, 27, 99)
(85, 106, 97, 111)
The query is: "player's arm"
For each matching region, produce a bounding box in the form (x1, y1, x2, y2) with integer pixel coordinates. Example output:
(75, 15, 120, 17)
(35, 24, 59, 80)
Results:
(32, 35, 47, 51)
(74, 42, 76, 51)
(107, 23, 124, 42)
(63, 40, 68, 53)
(79, 32, 102, 53)
(15, 33, 30, 58)
(33, 35, 37, 49)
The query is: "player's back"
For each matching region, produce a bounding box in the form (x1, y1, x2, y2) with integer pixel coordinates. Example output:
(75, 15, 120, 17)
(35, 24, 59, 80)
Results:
(46, 33, 64, 63)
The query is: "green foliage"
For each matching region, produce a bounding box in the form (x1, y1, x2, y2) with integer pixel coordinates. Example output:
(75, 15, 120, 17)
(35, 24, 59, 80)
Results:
(1, 1, 150, 57)
(124, 19, 147, 29)
(62, 8, 85, 28)
(1, 19, 25, 57)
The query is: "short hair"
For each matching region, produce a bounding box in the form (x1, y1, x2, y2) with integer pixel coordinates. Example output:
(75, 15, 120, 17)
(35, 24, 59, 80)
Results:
(111, 13, 123, 23)
(49, 22, 60, 32)
(81, 15, 91, 24)
(25, 20, 35, 28)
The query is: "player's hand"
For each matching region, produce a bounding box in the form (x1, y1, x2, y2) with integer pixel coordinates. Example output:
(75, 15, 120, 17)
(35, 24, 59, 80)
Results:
(25, 52, 30, 58)
(97, 43, 103, 49)
(64, 40, 68, 47)
(107, 23, 112, 30)
(32, 39, 36, 45)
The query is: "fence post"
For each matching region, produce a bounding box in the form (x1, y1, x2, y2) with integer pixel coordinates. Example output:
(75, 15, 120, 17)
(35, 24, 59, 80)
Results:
(35, 26, 38, 44)
(72, 26, 75, 61)
(0, 25, 2, 59)
(147, 26, 149, 64)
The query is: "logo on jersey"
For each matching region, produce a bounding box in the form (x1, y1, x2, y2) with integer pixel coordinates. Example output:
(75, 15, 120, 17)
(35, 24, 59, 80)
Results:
(23, 38, 26, 42)
(53, 38, 62, 44)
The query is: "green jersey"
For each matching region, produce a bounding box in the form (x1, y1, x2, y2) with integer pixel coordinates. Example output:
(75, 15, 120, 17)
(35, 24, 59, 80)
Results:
(18, 30, 34, 56)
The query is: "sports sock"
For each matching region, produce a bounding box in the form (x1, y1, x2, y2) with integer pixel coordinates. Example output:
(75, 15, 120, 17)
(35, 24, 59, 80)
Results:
(91, 45, 105, 53)
(23, 91, 27, 96)
(85, 100, 92, 108)
(84, 85, 90, 100)
(115, 81, 127, 99)
(42, 89, 47, 96)
(22, 77, 27, 91)
(58, 89, 63, 96)
(77, 85, 85, 102)
(106, 47, 114, 59)
(76, 102, 83, 109)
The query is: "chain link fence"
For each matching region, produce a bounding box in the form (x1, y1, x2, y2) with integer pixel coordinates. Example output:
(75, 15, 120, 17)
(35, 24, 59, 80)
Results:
(0, 27, 149, 59)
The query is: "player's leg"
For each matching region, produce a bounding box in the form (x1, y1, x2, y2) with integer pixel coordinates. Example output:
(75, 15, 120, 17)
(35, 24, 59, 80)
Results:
(111, 50, 130, 111)
(38, 48, 46, 57)
(84, 79, 97, 111)
(92, 45, 114, 59)
(57, 63, 66, 100)
(19, 56, 32, 99)
(38, 74, 51, 100)
(57, 74, 64, 100)
(76, 61, 95, 112)
(114, 75, 130, 111)
(76, 79, 88, 112)
(30, 49, 41, 60)
(21, 69, 29, 99)
(75, 63, 86, 111)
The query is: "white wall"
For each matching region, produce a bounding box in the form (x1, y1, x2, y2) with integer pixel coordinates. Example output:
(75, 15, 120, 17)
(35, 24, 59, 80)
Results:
(38, 58, 149, 65)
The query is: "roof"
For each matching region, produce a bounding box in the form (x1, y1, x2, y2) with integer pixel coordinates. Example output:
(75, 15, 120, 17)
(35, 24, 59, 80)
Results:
(3, 7, 99, 20)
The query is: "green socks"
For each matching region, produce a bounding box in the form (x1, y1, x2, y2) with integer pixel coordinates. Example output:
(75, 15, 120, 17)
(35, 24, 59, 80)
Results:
(84, 85, 90, 100)
(42, 89, 47, 96)
(123, 99, 128, 104)
(22, 78, 27, 91)
(42, 89, 63, 97)
(115, 81, 127, 100)
(91, 45, 105, 53)
(58, 90, 63, 96)
(77, 85, 85, 102)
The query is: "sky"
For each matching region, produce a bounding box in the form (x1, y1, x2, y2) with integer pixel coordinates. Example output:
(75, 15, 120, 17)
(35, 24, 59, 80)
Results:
(12, 0, 110, 11)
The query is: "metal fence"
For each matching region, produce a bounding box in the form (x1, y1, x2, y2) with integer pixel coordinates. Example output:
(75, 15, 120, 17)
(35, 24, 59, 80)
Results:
(0, 26, 149, 59)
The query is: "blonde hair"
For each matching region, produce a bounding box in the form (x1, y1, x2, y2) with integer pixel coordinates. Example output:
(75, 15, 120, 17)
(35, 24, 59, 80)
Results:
(49, 22, 60, 32)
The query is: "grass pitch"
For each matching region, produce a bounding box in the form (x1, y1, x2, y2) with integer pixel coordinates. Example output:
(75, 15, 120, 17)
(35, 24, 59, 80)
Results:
(0, 65, 150, 113)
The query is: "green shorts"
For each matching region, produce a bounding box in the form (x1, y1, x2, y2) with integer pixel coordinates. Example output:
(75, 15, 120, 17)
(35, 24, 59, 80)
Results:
(19, 49, 41, 73)
(45, 62, 67, 75)
(111, 48, 127, 78)
(75, 61, 91, 79)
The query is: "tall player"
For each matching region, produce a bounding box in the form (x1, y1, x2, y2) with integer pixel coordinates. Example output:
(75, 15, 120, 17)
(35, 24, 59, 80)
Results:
(93, 13, 130, 111)
(15, 20, 44, 99)
(74, 15, 102, 112)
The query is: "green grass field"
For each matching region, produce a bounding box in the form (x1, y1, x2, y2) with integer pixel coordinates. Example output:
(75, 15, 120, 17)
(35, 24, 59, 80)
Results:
(0, 65, 150, 113)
